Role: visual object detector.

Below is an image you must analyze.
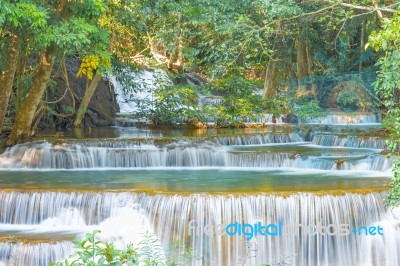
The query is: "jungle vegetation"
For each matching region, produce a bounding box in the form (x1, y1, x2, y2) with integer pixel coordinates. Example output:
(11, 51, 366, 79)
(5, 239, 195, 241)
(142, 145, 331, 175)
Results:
(0, 0, 399, 204)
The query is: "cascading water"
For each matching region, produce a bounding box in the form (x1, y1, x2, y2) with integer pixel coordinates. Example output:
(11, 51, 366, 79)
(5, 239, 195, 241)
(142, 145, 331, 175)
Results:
(0, 241, 73, 266)
(144, 191, 388, 266)
(361, 207, 400, 266)
(0, 138, 392, 171)
(311, 133, 387, 149)
(0, 191, 163, 266)
(110, 69, 172, 126)
(0, 120, 398, 265)
(111, 70, 171, 115)
(0, 190, 396, 266)
(216, 132, 303, 145)
(300, 112, 382, 124)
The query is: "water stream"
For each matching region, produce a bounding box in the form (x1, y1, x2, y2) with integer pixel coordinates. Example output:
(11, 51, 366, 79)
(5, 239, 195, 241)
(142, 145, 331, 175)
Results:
(0, 105, 398, 265)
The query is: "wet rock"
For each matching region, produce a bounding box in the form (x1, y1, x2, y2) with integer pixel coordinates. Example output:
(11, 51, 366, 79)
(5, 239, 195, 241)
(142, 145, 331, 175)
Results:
(40, 59, 119, 130)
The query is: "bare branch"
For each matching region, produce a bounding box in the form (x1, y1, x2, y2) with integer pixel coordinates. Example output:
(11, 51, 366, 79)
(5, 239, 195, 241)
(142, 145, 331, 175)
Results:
(319, 0, 398, 13)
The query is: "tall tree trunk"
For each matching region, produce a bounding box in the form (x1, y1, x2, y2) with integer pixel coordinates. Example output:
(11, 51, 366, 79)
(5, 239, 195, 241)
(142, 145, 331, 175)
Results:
(73, 74, 102, 127)
(15, 45, 28, 113)
(0, 35, 20, 132)
(296, 39, 308, 87)
(359, 21, 365, 70)
(306, 43, 317, 99)
(262, 59, 278, 99)
(7, 48, 55, 146)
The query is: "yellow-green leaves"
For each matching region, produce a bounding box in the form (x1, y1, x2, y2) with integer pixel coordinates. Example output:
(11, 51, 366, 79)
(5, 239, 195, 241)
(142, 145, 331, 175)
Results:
(77, 54, 111, 79)
(368, 14, 400, 52)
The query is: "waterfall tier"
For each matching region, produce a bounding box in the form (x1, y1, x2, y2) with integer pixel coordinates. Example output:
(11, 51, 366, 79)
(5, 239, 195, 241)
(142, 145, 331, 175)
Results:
(300, 113, 381, 124)
(0, 191, 397, 266)
(311, 133, 387, 149)
(0, 241, 73, 266)
(0, 140, 391, 171)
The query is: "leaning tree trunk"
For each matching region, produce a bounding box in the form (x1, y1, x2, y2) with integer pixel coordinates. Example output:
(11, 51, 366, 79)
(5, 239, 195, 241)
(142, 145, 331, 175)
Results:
(73, 74, 102, 127)
(73, 33, 114, 128)
(262, 59, 278, 99)
(7, 48, 55, 146)
(0, 34, 20, 132)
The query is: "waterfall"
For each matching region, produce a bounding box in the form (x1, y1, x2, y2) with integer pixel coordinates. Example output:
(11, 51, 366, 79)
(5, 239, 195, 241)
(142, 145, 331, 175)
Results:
(0, 242, 73, 266)
(0, 139, 391, 171)
(311, 134, 387, 149)
(110, 70, 171, 114)
(0, 190, 396, 266)
(0, 191, 133, 225)
(265, 114, 273, 123)
(306, 154, 392, 172)
(199, 96, 223, 106)
(300, 113, 381, 124)
(0, 191, 163, 265)
(361, 207, 400, 266)
(143, 192, 388, 266)
(216, 133, 304, 145)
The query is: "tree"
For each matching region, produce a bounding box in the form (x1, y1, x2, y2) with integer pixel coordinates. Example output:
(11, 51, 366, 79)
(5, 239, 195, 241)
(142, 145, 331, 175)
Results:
(5, 0, 108, 145)
(0, 34, 20, 132)
(0, 2, 48, 132)
(368, 10, 400, 206)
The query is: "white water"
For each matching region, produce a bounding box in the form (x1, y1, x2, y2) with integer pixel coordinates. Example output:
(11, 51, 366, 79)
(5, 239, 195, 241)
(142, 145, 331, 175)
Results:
(0, 94, 395, 266)
(0, 191, 163, 265)
(110, 69, 171, 114)
(199, 96, 223, 106)
(0, 191, 397, 266)
(0, 139, 391, 171)
(311, 133, 387, 149)
(216, 132, 303, 145)
(0, 241, 73, 266)
(301, 113, 381, 124)
(361, 207, 400, 266)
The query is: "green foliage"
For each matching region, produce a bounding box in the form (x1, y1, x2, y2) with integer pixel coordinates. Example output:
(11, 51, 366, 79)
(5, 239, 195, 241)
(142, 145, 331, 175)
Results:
(264, 97, 291, 117)
(0, 0, 394, 134)
(51, 230, 141, 266)
(368, 11, 400, 206)
(7, 2, 48, 28)
(200, 76, 264, 126)
(136, 232, 166, 265)
(295, 101, 327, 121)
(368, 15, 400, 52)
(388, 158, 400, 207)
(263, 0, 302, 19)
(70, 0, 108, 20)
(165, 241, 200, 266)
(337, 90, 363, 112)
(0, 1, 10, 25)
(51, 230, 203, 266)
(153, 84, 200, 125)
(125, 73, 265, 127)
(40, 18, 98, 51)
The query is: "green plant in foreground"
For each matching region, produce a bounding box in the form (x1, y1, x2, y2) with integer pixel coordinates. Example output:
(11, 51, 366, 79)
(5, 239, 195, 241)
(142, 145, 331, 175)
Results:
(51, 230, 164, 266)
(51, 230, 288, 266)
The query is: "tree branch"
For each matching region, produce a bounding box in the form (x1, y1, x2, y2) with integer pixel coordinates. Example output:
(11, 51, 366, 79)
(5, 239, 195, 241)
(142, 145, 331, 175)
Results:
(319, 0, 398, 13)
